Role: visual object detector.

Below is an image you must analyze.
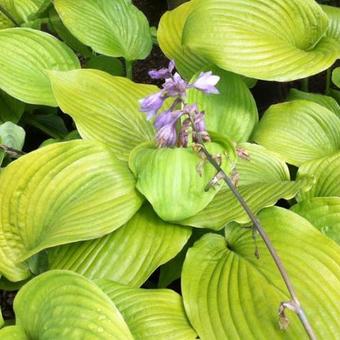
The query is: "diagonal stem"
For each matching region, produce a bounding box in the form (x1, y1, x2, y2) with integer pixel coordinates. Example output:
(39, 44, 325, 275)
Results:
(0, 144, 26, 158)
(195, 135, 316, 340)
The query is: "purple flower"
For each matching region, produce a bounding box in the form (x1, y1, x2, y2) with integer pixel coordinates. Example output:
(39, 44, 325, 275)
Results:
(192, 71, 220, 94)
(148, 60, 175, 80)
(193, 111, 206, 133)
(154, 109, 183, 130)
(156, 123, 177, 147)
(139, 91, 166, 120)
(162, 73, 188, 98)
(178, 118, 191, 147)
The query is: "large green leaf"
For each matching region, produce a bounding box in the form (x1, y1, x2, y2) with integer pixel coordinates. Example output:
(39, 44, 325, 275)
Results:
(187, 67, 258, 142)
(13, 270, 133, 339)
(253, 100, 340, 166)
(182, 0, 340, 81)
(287, 88, 340, 117)
(180, 143, 311, 230)
(49, 69, 156, 161)
(48, 205, 191, 287)
(97, 280, 197, 340)
(54, 0, 152, 61)
(130, 142, 236, 221)
(182, 207, 340, 339)
(296, 152, 340, 201)
(2, 0, 48, 23)
(0, 140, 142, 281)
(0, 28, 80, 106)
(291, 197, 340, 244)
(322, 5, 340, 45)
(0, 90, 25, 123)
(158, 2, 208, 80)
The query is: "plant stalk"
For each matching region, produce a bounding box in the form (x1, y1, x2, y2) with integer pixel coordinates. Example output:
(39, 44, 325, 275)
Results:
(195, 135, 317, 340)
(125, 60, 133, 80)
(301, 78, 309, 92)
(325, 68, 331, 95)
(0, 144, 25, 158)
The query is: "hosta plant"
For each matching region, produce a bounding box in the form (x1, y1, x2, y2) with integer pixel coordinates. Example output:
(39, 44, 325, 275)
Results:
(0, 0, 339, 339)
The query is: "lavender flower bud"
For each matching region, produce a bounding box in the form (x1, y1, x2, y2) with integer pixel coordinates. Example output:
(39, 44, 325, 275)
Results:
(162, 73, 188, 98)
(148, 60, 175, 80)
(156, 123, 177, 147)
(192, 71, 220, 94)
(155, 109, 183, 130)
(139, 91, 166, 120)
(178, 118, 191, 147)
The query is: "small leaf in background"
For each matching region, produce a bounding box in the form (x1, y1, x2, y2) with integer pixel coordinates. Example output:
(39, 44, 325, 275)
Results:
(85, 55, 124, 76)
(291, 197, 340, 244)
(0, 140, 142, 281)
(0, 121, 25, 165)
(130, 142, 236, 221)
(13, 270, 134, 339)
(54, 0, 152, 61)
(188, 67, 258, 142)
(0, 308, 3, 328)
(49, 69, 157, 161)
(332, 67, 340, 88)
(97, 280, 197, 340)
(0, 325, 27, 339)
(0, 28, 80, 106)
(253, 100, 340, 166)
(0, 90, 25, 124)
(180, 143, 312, 230)
(182, 0, 340, 81)
(297, 152, 340, 201)
(182, 207, 340, 339)
(48, 204, 191, 287)
(287, 88, 340, 117)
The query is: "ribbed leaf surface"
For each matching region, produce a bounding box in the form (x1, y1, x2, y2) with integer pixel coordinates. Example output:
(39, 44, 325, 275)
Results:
(188, 67, 258, 142)
(0, 28, 79, 106)
(49, 69, 156, 161)
(48, 205, 191, 287)
(97, 280, 197, 340)
(253, 100, 340, 166)
(297, 152, 340, 201)
(287, 88, 340, 117)
(130, 142, 235, 221)
(180, 143, 311, 229)
(322, 5, 340, 44)
(182, 0, 340, 81)
(291, 197, 340, 244)
(13, 271, 133, 339)
(182, 207, 340, 339)
(0, 140, 142, 281)
(54, 0, 152, 60)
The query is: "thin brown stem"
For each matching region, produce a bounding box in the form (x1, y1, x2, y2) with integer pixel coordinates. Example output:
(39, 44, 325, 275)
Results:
(0, 144, 25, 159)
(195, 136, 316, 340)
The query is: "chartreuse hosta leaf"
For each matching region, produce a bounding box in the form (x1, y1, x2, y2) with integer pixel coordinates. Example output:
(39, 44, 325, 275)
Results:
(0, 308, 3, 328)
(54, 0, 152, 61)
(287, 88, 340, 117)
(158, 2, 208, 80)
(188, 67, 258, 142)
(182, 0, 340, 82)
(48, 204, 191, 287)
(291, 197, 340, 244)
(97, 280, 197, 340)
(0, 10, 13, 29)
(12, 271, 133, 339)
(49, 69, 156, 161)
(253, 100, 340, 166)
(130, 141, 236, 221)
(297, 152, 340, 201)
(0, 140, 142, 281)
(182, 207, 340, 339)
(322, 5, 340, 44)
(0, 28, 80, 106)
(180, 143, 311, 230)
